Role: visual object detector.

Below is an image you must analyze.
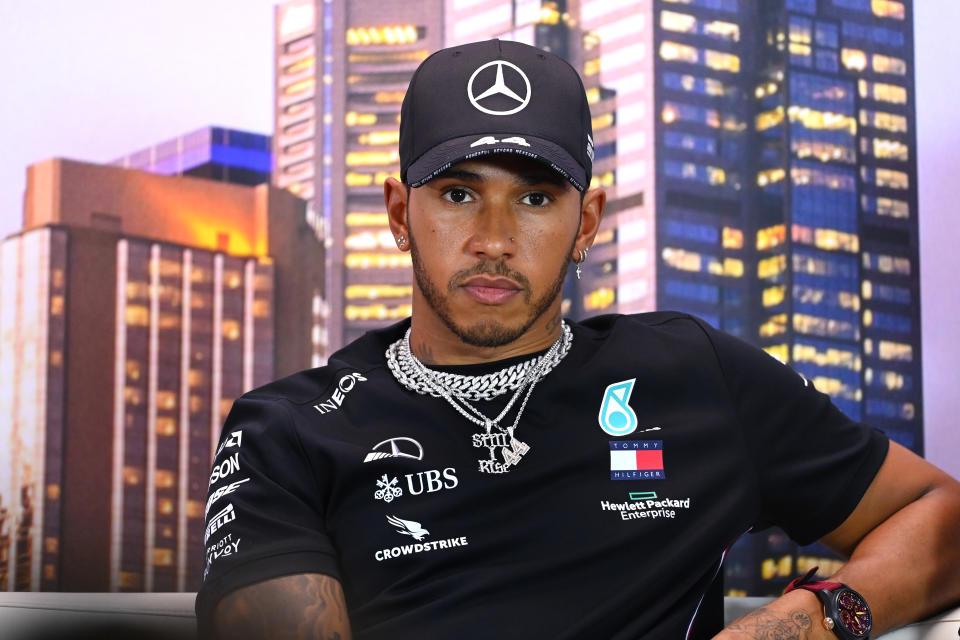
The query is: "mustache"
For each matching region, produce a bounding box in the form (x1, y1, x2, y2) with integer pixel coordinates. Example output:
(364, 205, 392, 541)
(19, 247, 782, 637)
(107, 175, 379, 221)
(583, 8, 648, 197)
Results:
(448, 260, 532, 297)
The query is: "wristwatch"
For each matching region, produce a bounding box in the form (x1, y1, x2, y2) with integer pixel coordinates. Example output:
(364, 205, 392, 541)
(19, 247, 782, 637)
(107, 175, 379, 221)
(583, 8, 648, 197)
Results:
(783, 566, 873, 639)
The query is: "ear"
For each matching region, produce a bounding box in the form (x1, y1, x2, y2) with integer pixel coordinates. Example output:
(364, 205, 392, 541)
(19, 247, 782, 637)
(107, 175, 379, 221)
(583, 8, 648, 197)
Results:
(573, 187, 606, 257)
(384, 177, 410, 252)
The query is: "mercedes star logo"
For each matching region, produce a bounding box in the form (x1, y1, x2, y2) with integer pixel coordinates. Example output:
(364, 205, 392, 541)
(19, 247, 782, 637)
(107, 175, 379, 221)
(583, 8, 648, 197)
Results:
(467, 60, 531, 116)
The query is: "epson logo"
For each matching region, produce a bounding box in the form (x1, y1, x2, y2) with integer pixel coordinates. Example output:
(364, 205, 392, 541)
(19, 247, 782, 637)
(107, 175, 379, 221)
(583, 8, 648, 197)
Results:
(313, 372, 368, 415)
(205, 478, 250, 517)
(209, 453, 240, 486)
(205, 503, 236, 543)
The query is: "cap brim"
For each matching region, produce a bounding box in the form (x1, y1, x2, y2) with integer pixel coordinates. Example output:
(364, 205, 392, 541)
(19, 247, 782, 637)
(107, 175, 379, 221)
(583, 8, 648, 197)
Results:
(406, 133, 587, 192)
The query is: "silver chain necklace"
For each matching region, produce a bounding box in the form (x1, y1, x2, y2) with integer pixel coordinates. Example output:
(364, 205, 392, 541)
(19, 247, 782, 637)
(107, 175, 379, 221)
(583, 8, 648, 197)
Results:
(386, 323, 573, 474)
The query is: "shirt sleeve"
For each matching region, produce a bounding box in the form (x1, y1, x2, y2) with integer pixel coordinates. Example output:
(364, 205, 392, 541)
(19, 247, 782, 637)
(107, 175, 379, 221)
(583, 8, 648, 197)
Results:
(195, 394, 340, 635)
(692, 318, 889, 545)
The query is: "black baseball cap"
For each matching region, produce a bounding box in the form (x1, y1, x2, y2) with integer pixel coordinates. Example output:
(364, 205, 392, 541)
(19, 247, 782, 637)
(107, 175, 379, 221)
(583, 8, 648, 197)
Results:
(400, 39, 594, 192)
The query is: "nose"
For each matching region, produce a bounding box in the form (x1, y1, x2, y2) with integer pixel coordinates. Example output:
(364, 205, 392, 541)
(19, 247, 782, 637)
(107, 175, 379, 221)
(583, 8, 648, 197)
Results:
(467, 198, 517, 261)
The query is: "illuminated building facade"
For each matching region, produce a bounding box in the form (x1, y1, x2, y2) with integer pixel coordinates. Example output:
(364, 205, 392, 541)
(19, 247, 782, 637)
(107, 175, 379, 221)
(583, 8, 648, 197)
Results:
(0, 158, 321, 592)
(112, 126, 272, 187)
(273, 0, 445, 354)
(655, 0, 917, 596)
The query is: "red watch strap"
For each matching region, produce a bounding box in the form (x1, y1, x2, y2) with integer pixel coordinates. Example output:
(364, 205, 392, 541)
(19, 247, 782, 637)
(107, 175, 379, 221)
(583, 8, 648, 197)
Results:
(783, 566, 843, 594)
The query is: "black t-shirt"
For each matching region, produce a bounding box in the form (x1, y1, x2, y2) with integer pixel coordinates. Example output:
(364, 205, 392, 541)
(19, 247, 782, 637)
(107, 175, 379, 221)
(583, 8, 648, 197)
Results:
(195, 312, 888, 639)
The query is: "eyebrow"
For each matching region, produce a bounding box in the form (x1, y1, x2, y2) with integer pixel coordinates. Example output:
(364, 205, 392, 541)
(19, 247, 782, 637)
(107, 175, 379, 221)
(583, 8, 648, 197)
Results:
(433, 166, 570, 189)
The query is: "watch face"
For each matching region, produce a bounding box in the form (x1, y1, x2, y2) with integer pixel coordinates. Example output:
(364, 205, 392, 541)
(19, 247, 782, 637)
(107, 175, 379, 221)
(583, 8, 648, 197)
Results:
(834, 588, 872, 638)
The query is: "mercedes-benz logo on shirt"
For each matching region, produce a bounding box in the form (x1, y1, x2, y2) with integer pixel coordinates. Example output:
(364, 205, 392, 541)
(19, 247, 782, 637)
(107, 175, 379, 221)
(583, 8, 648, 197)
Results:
(467, 60, 531, 116)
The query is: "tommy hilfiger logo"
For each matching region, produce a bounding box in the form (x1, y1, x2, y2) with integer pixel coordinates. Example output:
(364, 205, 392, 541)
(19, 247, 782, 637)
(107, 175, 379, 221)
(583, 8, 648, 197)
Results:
(599, 379, 639, 436)
(609, 440, 665, 480)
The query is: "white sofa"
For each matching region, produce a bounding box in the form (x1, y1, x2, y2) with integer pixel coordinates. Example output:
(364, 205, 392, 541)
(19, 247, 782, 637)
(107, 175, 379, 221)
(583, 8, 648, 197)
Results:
(0, 592, 956, 639)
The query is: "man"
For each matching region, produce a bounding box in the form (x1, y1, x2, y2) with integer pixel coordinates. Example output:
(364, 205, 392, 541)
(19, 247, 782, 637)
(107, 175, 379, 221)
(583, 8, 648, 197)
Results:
(196, 39, 960, 639)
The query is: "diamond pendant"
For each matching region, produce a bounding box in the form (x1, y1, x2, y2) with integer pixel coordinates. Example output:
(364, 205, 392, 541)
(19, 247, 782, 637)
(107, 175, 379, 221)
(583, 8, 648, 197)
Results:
(471, 426, 530, 474)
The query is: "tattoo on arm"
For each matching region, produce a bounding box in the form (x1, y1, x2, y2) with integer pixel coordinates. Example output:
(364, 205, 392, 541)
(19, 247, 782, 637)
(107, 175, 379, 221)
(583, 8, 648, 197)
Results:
(213, 573, 351, 640)
(724, 606, 813, 640)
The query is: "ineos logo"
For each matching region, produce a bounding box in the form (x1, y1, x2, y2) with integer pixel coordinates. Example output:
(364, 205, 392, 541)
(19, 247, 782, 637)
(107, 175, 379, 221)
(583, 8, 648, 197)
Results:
(467, 60, 531, 116)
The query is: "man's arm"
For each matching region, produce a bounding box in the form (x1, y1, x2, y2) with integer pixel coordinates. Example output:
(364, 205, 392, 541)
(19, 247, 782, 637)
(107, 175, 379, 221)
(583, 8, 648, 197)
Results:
(213, 573, 352, 640)
(719, 441, 960, 639)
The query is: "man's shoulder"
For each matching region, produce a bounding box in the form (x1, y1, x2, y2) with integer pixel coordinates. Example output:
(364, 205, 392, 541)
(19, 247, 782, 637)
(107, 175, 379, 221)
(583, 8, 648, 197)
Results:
(240, 320, 408, 407)
(578, 310, 710, 338)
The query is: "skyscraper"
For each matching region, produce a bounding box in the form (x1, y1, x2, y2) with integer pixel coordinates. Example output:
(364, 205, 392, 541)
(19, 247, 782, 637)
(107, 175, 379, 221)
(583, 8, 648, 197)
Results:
(0, 157, 322, 592)
(273, 0, 446, 356)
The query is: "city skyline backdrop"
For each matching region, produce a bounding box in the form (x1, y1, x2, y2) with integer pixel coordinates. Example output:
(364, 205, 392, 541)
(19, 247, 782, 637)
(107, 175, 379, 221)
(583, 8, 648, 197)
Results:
(0, 0, 956, 477)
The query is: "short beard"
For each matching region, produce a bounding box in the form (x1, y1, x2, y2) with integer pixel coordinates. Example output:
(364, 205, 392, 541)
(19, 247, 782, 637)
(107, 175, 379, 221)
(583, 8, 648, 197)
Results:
(409, 232, 572, 348)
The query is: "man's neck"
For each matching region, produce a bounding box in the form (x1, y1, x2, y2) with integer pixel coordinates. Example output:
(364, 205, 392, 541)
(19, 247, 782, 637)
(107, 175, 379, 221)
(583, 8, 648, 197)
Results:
(408, 307, 563, 366)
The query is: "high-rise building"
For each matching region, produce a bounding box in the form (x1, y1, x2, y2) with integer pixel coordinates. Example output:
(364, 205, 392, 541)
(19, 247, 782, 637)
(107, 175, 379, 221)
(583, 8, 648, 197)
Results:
(273, 0, 446, 355)
(0, 158, 322, 592)
(112, 126, 273, 187)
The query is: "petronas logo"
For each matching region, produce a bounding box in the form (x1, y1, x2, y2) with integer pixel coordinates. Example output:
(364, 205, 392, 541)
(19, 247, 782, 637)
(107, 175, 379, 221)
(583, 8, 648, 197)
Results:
(598, 379, 638, 436)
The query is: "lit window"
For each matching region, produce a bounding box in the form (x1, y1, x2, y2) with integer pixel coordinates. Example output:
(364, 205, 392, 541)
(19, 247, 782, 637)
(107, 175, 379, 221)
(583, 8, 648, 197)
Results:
(344, 112, 377, 126)
(859, 80, 908, 104)
(125, 305, 149, 327)
(660, 41, 699, 64)
(155, 470, 175, 488)
(759, 314, 788, 337)
(124, 387, 143, 406)
(764, 344, 789, 364)
(705, 50, 740, 72)
(345, 285, 413, 300)
(756, 106, 785, 131)
(222, 319, 241, 341)
(126, 360, 141, 381)
(876, 197, 909, 218)
(841, 48, 868, 72)
(186, 500, 204, 519)
(356, 131, 400, 146)
(722, 227, 743, 249)
(875, 168, 909, 189)
(153, 548, 174, 566)
(345, 213, 389, 227)
(873, 54, 907, 75)
(662, 247, 703, 273)
(346, 150, 400, 167)
(872, 0, 905, 19)
(878, 340, 913, 362)
(47, 484, 61, 501)
(156, 390, 177, 410)
(119, 572, 142, 590)
(283, 56, 315, 76)
(123, 466, 143, 485)
(757, 168, 786, 188)
(345, 253, 413, 269)
(344, 303, 412, 321)
(763, 285, 786, 307)
(584, 287, 616, 311)
(758, 254, 787, 279)
(661, 10, 697, 34)
(346, 25, 422, 46)
(873, 138, 909, 161)
(156, 416, 177, 437)
(282, 78, 314, 96)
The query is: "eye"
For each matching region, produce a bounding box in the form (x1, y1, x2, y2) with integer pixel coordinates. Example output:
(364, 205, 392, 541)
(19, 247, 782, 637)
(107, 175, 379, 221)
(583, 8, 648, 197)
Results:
(520, 192, 550, 207)
(442, 188, 473, 204)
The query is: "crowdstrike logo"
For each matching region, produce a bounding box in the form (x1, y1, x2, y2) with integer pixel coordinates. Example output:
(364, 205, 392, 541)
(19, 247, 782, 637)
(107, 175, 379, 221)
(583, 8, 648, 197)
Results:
(374, 515, 469, 562)
(467, 60, 532, 115)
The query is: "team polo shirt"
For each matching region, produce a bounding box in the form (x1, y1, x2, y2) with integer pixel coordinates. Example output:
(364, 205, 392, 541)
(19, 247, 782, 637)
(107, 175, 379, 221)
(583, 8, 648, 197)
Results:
(196, 312, 888, 639)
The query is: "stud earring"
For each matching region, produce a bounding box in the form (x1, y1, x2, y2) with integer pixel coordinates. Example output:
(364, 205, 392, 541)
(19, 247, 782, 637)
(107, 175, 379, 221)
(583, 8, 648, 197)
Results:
(397, 235, 406, 248)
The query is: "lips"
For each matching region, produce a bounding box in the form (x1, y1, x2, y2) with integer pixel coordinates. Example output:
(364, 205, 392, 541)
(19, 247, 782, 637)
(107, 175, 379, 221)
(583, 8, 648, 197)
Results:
(461, 276, 522, 305)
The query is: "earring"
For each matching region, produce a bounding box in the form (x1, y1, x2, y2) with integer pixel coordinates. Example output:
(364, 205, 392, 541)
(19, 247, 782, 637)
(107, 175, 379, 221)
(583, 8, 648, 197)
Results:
(396, 235, 406, 248)
(575, 248, 586, 280)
